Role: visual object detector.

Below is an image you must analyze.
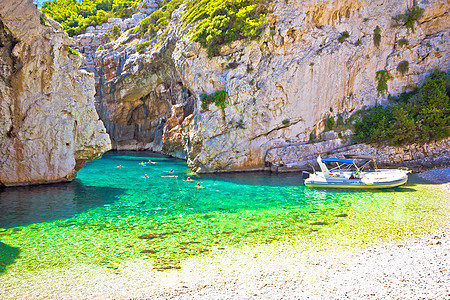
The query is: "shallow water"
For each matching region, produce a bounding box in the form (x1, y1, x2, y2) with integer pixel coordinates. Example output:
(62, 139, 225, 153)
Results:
(0, 152, 449, 274)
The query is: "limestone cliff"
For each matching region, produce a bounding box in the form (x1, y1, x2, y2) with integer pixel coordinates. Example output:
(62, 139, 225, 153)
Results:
(0, 0, 111, 186)
(80, 0, 449, 172)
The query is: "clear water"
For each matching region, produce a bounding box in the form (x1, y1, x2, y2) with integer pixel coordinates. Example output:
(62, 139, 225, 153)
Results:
(0, 152, 449, 274)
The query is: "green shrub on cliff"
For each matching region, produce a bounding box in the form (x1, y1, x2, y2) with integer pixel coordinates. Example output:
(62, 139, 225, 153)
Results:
(136, 41, 150, 52)
(41, 0, 141, 36)
(373, 26, 381, 48)
(200, 90, 228, 111)
(132, 0, 183, 37)
(397, 60, 409, 76)
(392, 5, 425, 34)
(376, 70, 392, 96)
(187, 0, 268, 57)
(353, 70, 450, 145)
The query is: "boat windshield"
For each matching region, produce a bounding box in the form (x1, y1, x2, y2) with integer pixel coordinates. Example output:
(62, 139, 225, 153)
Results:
(322, 156, 378, 172)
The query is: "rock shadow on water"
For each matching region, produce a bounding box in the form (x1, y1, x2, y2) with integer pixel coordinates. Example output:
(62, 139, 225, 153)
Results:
(0, 179, 124, 228)
(0, 242, 20, 274)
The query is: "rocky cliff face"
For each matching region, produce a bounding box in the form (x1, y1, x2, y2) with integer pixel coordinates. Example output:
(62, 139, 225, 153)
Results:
(81, 0, 449, 172)
(0, 0, 111, 186)
(176, 0, 449, 173)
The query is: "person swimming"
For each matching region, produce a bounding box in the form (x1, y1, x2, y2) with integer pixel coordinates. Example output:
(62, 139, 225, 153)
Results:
(116, 165, 123, 168)
(169, 169, 174, 173)
(139, 161, 145, 165)
(183, 176, 194, 182)
(142, 174, 149, 178)
(196, 182, 204, 189)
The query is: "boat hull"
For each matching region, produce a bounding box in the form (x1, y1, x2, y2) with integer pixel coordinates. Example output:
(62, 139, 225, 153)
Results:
(305, 177, 408, 189)
(304, 171, 409, 189)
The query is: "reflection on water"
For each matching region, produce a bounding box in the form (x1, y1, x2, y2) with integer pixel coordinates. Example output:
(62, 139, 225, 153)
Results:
(0, 180, 123, 228)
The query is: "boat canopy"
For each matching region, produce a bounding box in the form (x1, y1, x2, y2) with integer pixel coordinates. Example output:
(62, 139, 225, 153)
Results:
(344, 154, 374, 160)
(321, 158, 354, 164)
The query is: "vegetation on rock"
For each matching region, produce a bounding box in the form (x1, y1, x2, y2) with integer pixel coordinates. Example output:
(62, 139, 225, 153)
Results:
(373, 26, 381, 48)
(397, 38, 409, 47)
(136, 40, 150, 52)
(111, 24, 121, 38)
(353, 71, 450, 145)
(131, 0, 183, 37)
(397, 60, 409, 76)
(68, 46, 81, 56)
(200, 90, 228, 111)
(324, 116, 335, 131)
(41, 0, 141, 36)
(187, 0, 268, 57)
(392, 5, 425, 33)
(337, 31, 349, 43)
(375, 70, 392, 96)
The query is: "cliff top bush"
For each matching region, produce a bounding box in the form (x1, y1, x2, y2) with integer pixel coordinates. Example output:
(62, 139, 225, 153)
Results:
(353, 70, 450, 145)
(131, 0, 183, 37)
(187, 0, 268, 57)
(41, 0, 141, 36)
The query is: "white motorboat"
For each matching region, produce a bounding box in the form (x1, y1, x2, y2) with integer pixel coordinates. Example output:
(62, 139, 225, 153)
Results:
(303, 155, 409, 189)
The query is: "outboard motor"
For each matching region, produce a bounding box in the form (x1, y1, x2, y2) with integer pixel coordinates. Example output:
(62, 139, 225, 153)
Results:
(302, 171, 310, 179)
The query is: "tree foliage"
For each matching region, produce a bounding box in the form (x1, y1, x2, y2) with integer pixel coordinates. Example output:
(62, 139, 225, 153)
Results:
(187, 0, 268, 57)
(41, 0, 141, 36)
(131, 0, 183, 37)
(353, 71, 450, 145)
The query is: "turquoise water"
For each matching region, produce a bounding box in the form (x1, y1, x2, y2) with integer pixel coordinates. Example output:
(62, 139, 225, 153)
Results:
(0, 152, 449, 274)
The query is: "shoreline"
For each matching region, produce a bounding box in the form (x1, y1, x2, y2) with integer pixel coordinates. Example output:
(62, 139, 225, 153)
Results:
(1, 224, 448, 299)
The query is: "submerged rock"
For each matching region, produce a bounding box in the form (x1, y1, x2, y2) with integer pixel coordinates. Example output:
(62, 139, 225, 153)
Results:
(138, 234, 161, 239)
(0, 0, 111, 186)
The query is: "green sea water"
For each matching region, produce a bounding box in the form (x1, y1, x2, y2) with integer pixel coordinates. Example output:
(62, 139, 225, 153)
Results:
(0, 152, 449, 274)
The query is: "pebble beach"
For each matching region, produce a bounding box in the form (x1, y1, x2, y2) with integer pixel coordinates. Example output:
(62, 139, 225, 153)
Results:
(1, 169, 449, 299)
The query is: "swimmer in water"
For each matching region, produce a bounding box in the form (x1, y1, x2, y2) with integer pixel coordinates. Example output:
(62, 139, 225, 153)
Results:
(196, 182, 205, 189)
(183, 176, 194, 182)
(139, 161, 145, 165)
(117, 165, 123, 168)
(169, 169, 174, 173)
(142, 174, 149, 178)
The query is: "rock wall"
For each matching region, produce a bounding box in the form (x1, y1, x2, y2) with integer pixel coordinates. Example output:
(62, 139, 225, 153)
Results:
(0, 0, 111, 187)
(77, 0, 449, 172)
(174, 0, 449, 173)
(266, 136, 450, 173)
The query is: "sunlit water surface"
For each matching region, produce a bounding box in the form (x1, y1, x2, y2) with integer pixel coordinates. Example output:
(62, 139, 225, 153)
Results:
(0, 152, 449, 275)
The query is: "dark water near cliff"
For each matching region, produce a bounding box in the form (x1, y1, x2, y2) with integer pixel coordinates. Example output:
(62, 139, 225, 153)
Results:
(0, 152, 449, 274)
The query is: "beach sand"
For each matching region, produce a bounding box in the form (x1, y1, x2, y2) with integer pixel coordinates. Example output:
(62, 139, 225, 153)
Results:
(1, 169, 449, 299)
